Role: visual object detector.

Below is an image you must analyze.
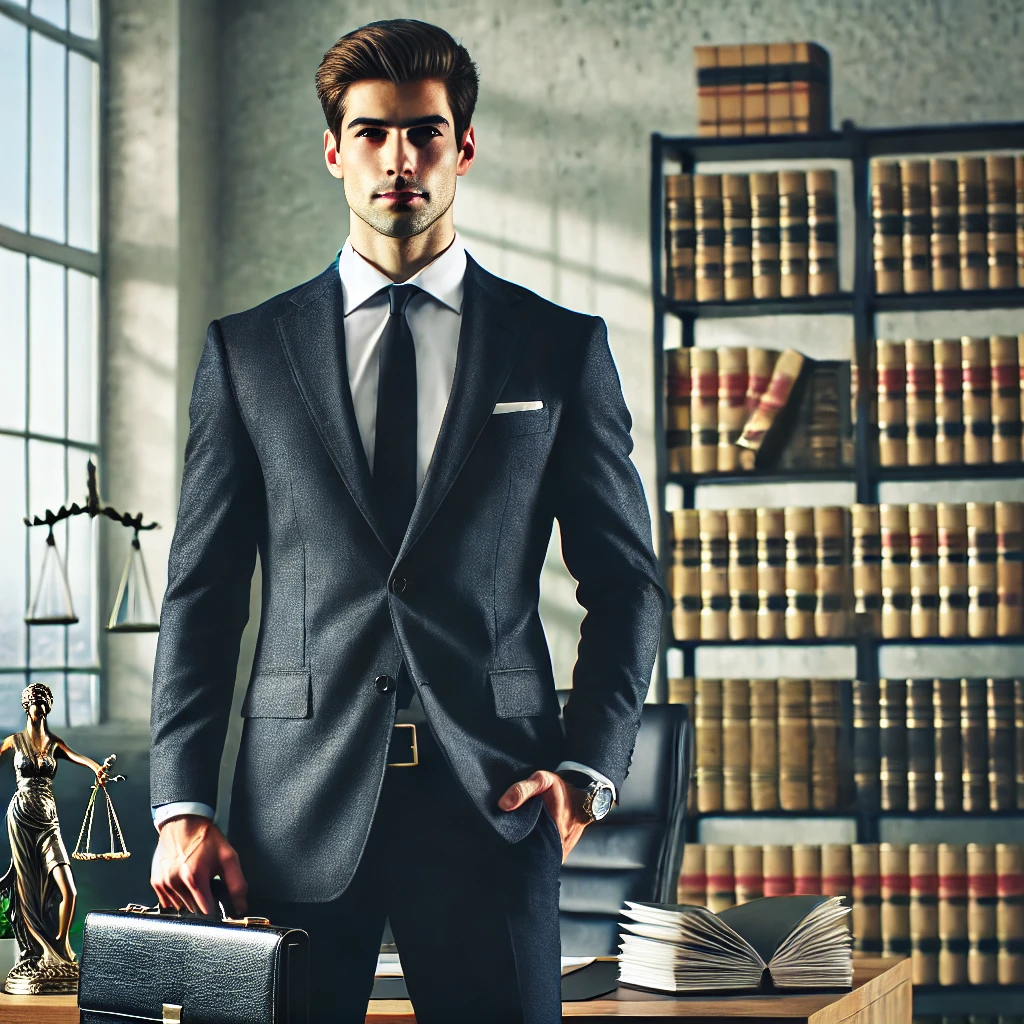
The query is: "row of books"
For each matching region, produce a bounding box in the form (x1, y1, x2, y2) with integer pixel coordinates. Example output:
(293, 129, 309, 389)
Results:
(677, 842, 1024, 987)
(871, 335, 1024, 467)
(665, 170, 839, 303)
(666, 502, 1024, 642)
(871, 154, 1024, 295)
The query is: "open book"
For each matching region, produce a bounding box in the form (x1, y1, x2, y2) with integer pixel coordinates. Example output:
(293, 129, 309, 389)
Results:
(618, 894, 853, 994)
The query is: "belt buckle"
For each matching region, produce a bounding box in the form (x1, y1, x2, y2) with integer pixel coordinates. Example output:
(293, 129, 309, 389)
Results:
(388, 723, 419, 767)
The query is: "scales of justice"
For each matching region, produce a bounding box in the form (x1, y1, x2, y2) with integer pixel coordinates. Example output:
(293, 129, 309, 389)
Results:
(1, 460, 160, 995)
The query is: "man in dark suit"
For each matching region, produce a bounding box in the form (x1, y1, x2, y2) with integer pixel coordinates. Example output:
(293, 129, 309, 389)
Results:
(149, 18, 664, 1024)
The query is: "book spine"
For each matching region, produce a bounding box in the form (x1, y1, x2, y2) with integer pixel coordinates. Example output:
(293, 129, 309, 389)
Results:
(933, 337, 964, 465)
(872, 160, 903, 294)
(785, 506, 817, 640)
(958, 157, 988, 291)
(763, 843, 794, 897)
(987, 677, 1016, 812)
(705, 843, 736, 913)
(909, 502, 939, 639)
(1018, 155, 1024, 288)
(905, 339, 936, 466)
(961, 679, 989, 813)
(750, 172, 781, 299)
(690, 347, 719, 474)
(695, 174, 724, 302)
(852, 843, 883, 953)
(714, 45, 743, 136)
(807, 168, 838, 295)
(996, 501, 1024, 637)
(779, 171, 808, 298)
(695, 677, 723, 813)
(851, 503, 882, 635)
(793, 844, 821, 895)
(986, 155, 1017, 289)
(880, 678, 909, 812)
(961, 335, 993, 465)
(937, 501, 969, 637)
(880, 503, 912, 639)
(669, 509, 701, 641)
(733, 844, 763, 904)
(744, 346, 778, 416)
(968, 843, 999, 984)
(813, 506, 850, 638)
(990, 334, 1021, 464)
(1017, 679, 1024, 808)
(910, 843, 941, 986)
(699, 508, 729, 640)
(810, 679, 840, 810)
(722, 173, 753, 302)
(694, 45, 719, 137)
(933, 677, 963, 813)
(664, 173, 696, 301)
(766, 43, 793, 133)
(717, 347, 749, 472)
(741, 44, 768, 136)
(777, 677, 811, 810)
(665, 347, 692, 474)
(727, 507, 758, 639)
(668, 674, 699, 814)
(881, 843, 912, 959)
(901, 159, 932, 294)
(853, 679, 881, 811)
(722, 678, 751, 811)
(678, 841, 707, 905)
(930, 158, 960, 292)
(967, 501, 998, 639)
(749, 678, 779, 811)
(996, 843, 1024, 984)
(907, 678, 936, 812)
(877, 339, 908, 467)
(736, 348, 805, 458)
(756, 507, 787, 640)
(821, 844, 854, 928)
(938, 843, 969, 984)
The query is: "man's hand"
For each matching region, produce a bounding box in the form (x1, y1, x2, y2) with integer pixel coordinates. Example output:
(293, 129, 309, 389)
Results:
(498, 770, 590, 863)
(151, 815, 248, 916)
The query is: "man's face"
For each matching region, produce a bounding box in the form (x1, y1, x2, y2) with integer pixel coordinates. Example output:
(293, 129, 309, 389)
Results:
(325, 78, 474, 239)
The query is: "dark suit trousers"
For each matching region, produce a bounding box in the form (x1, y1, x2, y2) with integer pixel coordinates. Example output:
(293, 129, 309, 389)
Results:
(252, 721, 563, 1024)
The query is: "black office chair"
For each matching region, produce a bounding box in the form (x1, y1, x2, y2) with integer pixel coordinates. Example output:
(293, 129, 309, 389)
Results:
(558, 701, 691, 955)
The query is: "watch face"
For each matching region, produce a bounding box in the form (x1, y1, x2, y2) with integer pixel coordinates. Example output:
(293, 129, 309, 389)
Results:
(591, 785, 613, 820)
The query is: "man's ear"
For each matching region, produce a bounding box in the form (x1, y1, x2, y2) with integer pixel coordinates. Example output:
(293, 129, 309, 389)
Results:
(324, 128, 344, 180)
(457, 125, 476, 176)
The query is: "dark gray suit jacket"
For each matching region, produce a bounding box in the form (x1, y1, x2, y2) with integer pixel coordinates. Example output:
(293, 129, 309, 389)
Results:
(150, 253, 665, 902)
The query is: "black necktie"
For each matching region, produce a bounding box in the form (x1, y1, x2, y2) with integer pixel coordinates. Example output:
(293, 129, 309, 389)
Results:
(372, 283, 420, 554)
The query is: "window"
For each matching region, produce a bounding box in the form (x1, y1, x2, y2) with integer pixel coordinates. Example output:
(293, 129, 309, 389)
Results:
(0, 0, 101, 727)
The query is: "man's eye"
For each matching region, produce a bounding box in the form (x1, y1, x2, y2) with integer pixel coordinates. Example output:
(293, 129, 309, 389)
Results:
(356, 128, 385, 138)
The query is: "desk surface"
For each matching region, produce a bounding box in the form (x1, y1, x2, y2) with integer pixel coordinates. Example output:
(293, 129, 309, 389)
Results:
(0, 956, 910, 1023)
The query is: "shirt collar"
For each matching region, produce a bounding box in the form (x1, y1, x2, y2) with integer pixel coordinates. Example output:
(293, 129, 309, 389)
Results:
(338, 232, 466, 316)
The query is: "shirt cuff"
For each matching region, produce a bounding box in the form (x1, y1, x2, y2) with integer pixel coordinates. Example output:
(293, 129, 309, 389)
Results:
(152, 801, 216, 830)
(555, 760, 618, 803)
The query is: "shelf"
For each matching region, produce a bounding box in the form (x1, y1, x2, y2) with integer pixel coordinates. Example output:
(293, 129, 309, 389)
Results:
(670, 636, 1024, 648)
(690, 811, 857, 820)
(914, 984, 1024, 1015)
(877, 463, 1024, 482)
(876, 636, 1024, 646)
(690, 810, 1024, 821)
(667, 468, 856, 487)
(871, 287, 1024, 313)
(664, 294, 854, 319)
(878, 810, 1024, 820)
(659, 129, 854, 165)
(669, 638, 858, 647)
(863, 119, 1024, 157)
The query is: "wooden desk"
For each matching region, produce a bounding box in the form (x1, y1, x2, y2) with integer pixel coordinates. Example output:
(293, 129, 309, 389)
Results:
(0, 956, 910, 1023)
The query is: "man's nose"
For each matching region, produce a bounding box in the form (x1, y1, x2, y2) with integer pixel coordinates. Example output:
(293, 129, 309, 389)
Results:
(384, 132, 415, 179)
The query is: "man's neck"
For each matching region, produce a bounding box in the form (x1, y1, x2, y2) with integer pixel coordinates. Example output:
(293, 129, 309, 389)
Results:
(348, 218, 455, 283)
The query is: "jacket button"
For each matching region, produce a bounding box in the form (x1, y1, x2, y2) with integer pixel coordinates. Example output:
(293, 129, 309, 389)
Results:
(375, 674, 394, 693)
(390, 576, 407, 594)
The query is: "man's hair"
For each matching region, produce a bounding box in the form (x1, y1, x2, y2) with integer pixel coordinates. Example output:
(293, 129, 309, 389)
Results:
(316, 19, 479, 151)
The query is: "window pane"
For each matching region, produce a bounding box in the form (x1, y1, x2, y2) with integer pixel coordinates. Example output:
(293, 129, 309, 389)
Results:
(0, 674, 27, 733)
(66, 671, 97, 726)
(67, 269, 96, 443)
(0, 16, 28, 232)
(65, 447, 95, 666)
(67, 52, 97, 252)
(0, 435, 28, 668)
(69, 0, 95, 39)
(28, 671, 66, 727)
(28, 256, 66, 438)
(30, 0, 66, 30)
(0, 248, 28, 432)
(29, 32, 67, 243)
(27, 438, 68, 667)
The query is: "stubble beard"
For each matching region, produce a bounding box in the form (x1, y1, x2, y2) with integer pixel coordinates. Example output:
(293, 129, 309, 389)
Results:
(349, 180, 457, 240)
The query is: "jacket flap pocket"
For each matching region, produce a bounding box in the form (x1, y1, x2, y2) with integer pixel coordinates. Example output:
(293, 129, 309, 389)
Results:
(241, 668, 311, 719)
(489, 667, 556, 718)
(488, 405, 550, 438)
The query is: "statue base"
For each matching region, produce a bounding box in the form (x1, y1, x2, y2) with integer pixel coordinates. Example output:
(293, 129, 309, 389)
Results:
(3, 955, 79, 995)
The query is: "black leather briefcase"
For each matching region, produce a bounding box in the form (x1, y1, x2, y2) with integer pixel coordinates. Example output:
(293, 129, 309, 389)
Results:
(78, 901, 310, 1023)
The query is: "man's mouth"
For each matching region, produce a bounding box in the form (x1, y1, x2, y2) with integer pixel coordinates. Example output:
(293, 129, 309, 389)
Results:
(377, 191, 425, 202)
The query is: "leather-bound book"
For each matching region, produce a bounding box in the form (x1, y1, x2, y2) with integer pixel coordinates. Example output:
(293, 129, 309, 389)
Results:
(961, 335, 992, 465)
(996, 501, 1024, 637)
(813, 506, 850, 638)
(810, 679, 840, 810)
(784, 507, 816, 640)
(778, 170, 808, 297)
(665, 347, 691, 474)
(678, 841, 707, 905)
(766, 43, 793, 132)
(909, 843, 940, 986)
(736, 348, 805, 466)
(750, 173, 781, 299)
(727, 507, 758, 639)
(989, 335, 1021, 464)
(713, 45, 743, 136)
(967, 501, 997, 639)
(930, 159, 960, 291)
(690, 347, 719, 474)
(669, 509, 701, 642)
(705, 843, 736, 913)
(880, 504, 912, 639)
(733, 844, 763, 905)
(900, 160, 932, 293)
(790, 42, 830, 133)
(937, 502, 969, 637)
(1018, 155, 1024, 287)
(853, 679, 881, 811)
(694, 175, 724, 302)
(745, 346, 778, 416)
(906, 678, 936, 812)
(905, 339, 936, 465)
(1017, 679, 1024, 808)
(879, 678, 909, 812)
(933, 678, 963, 813)
(958, 157, 988, 290)
(821, 844, 854, 926)
(851, 503, 882, 635)
(717, 347, 749, 472)
(699, 509, 729, 640)
(909, 503, 939, 639)
(793, 844, 821, 895)
(967, 843, 999, 984)
(987, 678, 1016, 812)
(938, 843, 969, 985)
(852, 844, 882, 954)
(665, 173, 696, 301)
(756, 507, 787, 640)
(750, 678, 779, 811)
(695, 45, 719, 136)
(872, 160, 903, 294)
(722, 174, 753, 301)
(986, 155, 1017, 290)
(807, 168, 838, 295)
(777, 678, 811, 811)
(668, 674, 699, 813)
(996, 843, 1024, 984)
(881, 844, 911, 960)
(763, 844, 794, 897)
(741, 44, 768, 136)
(961, 679, 989, 813)
(876, 339, 908, 467)
(933, 337, 964, 465)
(722, 678, 751, 811)
(695, 677, 724, 813)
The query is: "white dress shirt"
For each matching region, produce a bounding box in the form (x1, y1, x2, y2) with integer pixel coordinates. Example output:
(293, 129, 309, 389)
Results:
(153, 233, 613, 829)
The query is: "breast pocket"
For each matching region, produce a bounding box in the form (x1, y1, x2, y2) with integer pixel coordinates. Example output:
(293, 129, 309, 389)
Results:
(488, 406, 551, 438)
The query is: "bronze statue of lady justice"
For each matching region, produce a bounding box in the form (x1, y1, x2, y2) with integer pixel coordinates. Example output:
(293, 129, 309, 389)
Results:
(0, 682, 117, 994)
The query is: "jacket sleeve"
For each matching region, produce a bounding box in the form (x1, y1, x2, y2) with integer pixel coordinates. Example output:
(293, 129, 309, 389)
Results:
(549, 315, 668, 794)
(150, 320, 263, 809)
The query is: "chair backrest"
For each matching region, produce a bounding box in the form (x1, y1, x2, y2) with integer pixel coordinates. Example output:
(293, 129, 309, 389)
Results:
(558, 702, 691, 955)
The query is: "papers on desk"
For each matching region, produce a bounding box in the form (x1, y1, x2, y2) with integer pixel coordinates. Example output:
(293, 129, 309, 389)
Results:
(374, 954, 596, 978)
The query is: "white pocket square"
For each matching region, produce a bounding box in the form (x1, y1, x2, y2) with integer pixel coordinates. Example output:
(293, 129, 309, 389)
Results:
(492, 400, 544, 414)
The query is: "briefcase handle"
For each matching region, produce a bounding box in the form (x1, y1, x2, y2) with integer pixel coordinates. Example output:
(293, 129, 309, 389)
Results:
(121, 878, 270, 928)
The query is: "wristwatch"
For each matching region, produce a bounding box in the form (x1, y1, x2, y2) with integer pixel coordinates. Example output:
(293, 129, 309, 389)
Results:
(557, 770, 614, 822)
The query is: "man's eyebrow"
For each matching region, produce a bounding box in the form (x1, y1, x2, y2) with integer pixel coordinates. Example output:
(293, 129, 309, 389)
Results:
(346, 115, 450, 130)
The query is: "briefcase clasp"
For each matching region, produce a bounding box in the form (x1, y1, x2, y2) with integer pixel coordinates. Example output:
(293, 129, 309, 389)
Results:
(224, 915, 271, 927)
(162, 1005, 182, 1023)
